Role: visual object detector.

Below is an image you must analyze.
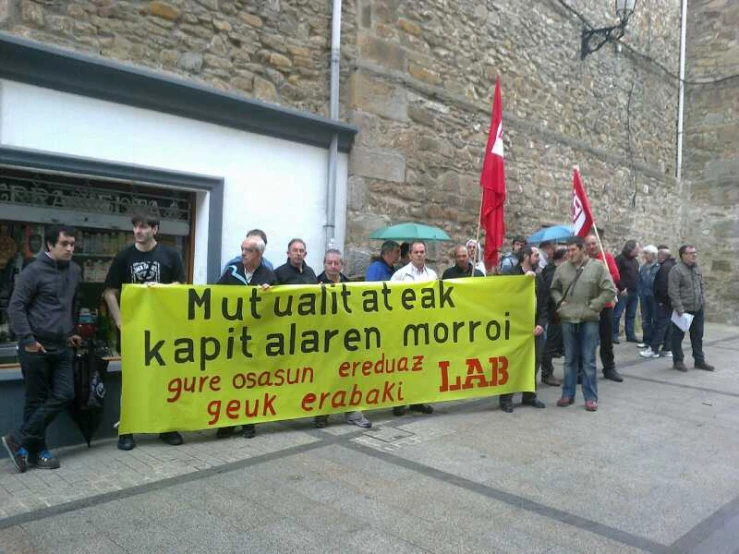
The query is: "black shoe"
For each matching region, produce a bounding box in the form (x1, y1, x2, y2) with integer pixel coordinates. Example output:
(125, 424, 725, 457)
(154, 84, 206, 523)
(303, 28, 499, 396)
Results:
(694, 362, 715, 371)
(117, 434, 136, 451)
(313, 415, 329, 428)
(243, 424, 256, 438)
(522, 398, 546, 409)
(393, 406, 407, 416)
(159, 431, 184, 446)
(541, 375, 561, 386)
(673, 361, 688, 372)
(500, 402, 514, 413)
(409, 404, 434, 414)
(612, 338, 620, 344)
(28, 449, 60, 470)
(216, 426, 236, 439)
(2, 433, 28, 473)
(603, 370, 624, 383)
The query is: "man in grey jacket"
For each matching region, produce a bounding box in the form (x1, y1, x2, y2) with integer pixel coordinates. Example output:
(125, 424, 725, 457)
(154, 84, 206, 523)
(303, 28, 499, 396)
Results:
(551, 237, 615, 412)
(2, 225, 82, 473)
(668, 245, 714, 372)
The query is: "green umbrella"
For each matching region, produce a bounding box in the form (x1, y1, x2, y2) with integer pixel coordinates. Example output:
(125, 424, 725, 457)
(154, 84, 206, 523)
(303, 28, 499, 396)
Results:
(369, 222, 452, 241)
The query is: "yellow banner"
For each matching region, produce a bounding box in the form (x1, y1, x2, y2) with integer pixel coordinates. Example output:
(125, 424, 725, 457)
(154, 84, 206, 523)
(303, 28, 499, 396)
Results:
(119, 277, 535, 433)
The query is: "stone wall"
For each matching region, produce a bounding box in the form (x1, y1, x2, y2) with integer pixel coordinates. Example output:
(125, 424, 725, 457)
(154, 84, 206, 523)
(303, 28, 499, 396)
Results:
(683, 0, 739, 324)
(0, 0, 335, 114)
(6, 1, 736, 321)
(343, 0, 682, 274)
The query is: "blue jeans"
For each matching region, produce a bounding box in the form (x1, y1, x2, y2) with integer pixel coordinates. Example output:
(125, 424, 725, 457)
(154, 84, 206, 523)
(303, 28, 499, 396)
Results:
(16, 343, 75, 454)
(671, 307, 705, 364)
(562, 321, 599, 402)
(640, 295, 656, 345)
(613, 290, 638, 341)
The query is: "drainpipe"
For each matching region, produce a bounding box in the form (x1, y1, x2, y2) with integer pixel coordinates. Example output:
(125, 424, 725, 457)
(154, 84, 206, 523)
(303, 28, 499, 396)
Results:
(676, 0, 687, 181)
(325, 0, 342, 250)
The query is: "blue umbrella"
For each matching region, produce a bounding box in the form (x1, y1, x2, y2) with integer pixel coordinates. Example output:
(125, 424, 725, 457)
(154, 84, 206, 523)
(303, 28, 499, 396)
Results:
(527, 225, 574, 244)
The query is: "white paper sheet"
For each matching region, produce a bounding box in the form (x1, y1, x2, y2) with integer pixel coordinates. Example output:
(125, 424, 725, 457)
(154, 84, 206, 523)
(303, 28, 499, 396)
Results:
(671, 310, 694, 333)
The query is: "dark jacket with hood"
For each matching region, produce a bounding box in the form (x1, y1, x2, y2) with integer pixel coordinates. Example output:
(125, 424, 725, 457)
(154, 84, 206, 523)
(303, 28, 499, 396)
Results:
(8, 253, 81, 346)
(614, 240, 639, 292)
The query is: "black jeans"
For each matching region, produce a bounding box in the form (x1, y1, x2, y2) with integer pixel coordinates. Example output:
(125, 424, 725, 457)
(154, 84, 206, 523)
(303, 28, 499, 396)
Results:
(541, 322, 562, 379)
(599, 307, 615, 372)
(671, 308, 705, 364)
(16, 344, 75, 454)
(650, 302, 672, 353)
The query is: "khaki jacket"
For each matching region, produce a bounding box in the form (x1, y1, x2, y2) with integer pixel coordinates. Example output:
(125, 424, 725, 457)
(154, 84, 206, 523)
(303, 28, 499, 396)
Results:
(551, 258, 615, 323)
(668, 261, 704, 313)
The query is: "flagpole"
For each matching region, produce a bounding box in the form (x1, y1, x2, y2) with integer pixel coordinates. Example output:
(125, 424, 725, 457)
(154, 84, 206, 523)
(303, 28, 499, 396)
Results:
(473, 188, 484, 277)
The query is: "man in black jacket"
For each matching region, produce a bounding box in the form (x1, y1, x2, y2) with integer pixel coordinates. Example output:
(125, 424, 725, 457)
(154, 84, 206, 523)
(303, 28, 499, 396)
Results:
(275, 238, 318, 285)
(641, 245, 675, 359)
(499, 246, 547, 413)
(442, 245, 485, 279)
(613, 240, 640, 343)
(2, 225, 82, 473)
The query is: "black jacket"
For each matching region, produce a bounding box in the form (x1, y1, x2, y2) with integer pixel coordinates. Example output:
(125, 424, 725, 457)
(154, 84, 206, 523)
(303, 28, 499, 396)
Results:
(441, 264, 484, 279)
(615, 253, 639, 292)
(275, 260, 318, 285)
(217, 262, 277, 286)
(8, 253, 81, 346)
(317, 272, 349, 284)
(513, 265, 549, 328)
(654, 257, 676, 305)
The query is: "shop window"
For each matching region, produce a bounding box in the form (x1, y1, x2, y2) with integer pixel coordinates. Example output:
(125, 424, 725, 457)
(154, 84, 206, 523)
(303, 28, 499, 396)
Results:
(0, 168, 194, 368)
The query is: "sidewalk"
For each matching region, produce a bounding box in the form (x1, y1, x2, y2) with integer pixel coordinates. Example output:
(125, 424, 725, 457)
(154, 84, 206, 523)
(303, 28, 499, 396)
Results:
(1, 323, 738, 553)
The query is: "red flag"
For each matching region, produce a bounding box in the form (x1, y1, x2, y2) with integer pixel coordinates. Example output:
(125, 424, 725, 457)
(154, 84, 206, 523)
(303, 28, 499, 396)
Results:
(571, 167, 595, 237)
(480, 77, 506, 270)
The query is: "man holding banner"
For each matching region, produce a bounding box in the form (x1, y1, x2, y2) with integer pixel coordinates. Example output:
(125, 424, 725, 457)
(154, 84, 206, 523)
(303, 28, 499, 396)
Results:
(215, 234, 277, 439)
(551, 237, 614, 412)
(391, 240, 435, 416)
(498, 245, 547, 413)
(104, 213, 186, 451)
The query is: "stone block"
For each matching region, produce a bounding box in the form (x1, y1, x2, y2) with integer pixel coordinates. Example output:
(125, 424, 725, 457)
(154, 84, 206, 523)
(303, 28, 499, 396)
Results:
(358, 32, 406, 71)
(0, 1, 10, 25)
(213, 19, 232, 32)
(350, 148, 406, 183)
(240, 13, 263, 27)
(21, 0, 44, 26)
(203, 54, 232, 70)
(408, 63, 442, 85)
(178, 52, 203, 71)
(349, 72, 408, 122)
(398, 18, 422, 37)
(269, 53, 293, 68)
(254, 76, 278, 102)
(231, 75, 254, 92)
(348, 176, 367, 211)
(144, 2, 180, 21)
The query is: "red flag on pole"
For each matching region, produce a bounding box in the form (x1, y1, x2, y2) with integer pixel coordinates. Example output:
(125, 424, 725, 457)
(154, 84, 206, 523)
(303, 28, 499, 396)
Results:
(479, 77, 506, 270)
(571, 166, 595, 237)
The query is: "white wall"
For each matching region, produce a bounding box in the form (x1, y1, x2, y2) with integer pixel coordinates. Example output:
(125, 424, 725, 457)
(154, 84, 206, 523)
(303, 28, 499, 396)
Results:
(0, 80, 349, 283)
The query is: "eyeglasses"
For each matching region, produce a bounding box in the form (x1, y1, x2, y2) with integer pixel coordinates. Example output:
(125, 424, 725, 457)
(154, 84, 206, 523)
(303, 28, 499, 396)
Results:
(685, 251, 697, 255)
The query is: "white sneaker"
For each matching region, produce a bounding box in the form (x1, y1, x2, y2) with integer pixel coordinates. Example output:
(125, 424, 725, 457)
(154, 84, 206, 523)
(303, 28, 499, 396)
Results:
(636, 342, 647, 348)
(660, 350, 673, 358)
(639, 347, 658, 358)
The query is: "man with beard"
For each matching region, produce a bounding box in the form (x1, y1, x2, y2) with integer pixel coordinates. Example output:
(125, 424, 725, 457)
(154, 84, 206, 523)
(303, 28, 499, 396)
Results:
(498, 246, 547, 412)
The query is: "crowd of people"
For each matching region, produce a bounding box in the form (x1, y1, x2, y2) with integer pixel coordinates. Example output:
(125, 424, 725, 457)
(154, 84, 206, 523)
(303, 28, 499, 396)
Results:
(1, 217, 714, 474)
